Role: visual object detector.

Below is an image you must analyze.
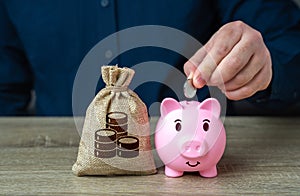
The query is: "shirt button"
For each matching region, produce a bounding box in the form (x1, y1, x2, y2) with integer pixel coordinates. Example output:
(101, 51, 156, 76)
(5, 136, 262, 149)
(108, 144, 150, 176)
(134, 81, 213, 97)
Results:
(105, 50, 113, 59)
(101, 0, 109, 7)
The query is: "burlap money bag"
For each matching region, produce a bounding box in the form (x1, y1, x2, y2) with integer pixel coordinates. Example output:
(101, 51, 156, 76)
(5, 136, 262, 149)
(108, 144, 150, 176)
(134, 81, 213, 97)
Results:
(72, 65, 157, 176)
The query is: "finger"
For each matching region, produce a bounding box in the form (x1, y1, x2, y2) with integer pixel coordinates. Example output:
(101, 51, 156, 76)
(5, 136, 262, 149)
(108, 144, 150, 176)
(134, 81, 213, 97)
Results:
(183, 60, 207, 87)
(183, 60, 197, 77)
(192, 23, 243, 88)
(222, 49, 268, 91)
(225, 60, 272, 100)
(184, 43, 211, 78)
(208, 33, 258, 86)
(193, 54, 216, 88)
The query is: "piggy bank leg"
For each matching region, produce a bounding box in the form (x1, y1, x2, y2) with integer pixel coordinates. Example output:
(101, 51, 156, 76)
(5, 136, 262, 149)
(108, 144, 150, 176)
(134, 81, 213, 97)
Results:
(165, 166, 183, 177)
(199, 166, 217, 178)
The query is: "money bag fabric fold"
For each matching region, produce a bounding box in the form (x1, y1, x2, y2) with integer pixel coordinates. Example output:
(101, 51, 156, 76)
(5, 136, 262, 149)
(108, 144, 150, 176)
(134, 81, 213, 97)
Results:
(72, 65, 157, 176)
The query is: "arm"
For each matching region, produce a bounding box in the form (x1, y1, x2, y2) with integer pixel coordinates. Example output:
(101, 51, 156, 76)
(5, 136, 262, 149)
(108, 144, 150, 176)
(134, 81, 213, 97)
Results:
(0, 1, 33, 115)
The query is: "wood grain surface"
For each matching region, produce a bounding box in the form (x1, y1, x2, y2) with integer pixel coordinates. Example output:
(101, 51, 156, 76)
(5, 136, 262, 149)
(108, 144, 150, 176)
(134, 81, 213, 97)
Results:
(0, 117, 299, 195)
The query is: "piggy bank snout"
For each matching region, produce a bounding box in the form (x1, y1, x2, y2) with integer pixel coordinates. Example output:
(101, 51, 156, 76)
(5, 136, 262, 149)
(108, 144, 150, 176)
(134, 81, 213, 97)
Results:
(181, 140, 207, 158)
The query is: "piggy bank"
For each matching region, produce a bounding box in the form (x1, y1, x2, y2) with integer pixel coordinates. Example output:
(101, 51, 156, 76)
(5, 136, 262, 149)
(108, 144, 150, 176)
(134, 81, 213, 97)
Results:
(155, 98, 226, 178)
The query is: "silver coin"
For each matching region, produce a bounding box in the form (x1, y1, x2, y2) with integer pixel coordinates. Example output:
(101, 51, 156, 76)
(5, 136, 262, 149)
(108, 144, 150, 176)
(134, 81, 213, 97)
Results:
(183, 78, 197, 98)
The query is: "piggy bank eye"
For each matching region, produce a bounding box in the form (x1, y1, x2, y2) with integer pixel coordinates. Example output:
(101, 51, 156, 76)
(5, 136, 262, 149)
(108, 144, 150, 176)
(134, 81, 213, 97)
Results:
(175, 119, 182, 132)
(203, 119, 210, 132)
(203, 122, 209, 132)
(175, 122, 182, 131)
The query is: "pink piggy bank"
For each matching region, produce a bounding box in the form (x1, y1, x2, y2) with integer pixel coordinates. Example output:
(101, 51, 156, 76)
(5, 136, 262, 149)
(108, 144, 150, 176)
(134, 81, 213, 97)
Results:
(155, 98, 226, 178)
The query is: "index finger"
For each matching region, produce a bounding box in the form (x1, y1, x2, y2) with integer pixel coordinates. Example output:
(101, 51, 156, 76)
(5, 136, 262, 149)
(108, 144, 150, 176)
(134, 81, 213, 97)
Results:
(183, 46, 207, 77)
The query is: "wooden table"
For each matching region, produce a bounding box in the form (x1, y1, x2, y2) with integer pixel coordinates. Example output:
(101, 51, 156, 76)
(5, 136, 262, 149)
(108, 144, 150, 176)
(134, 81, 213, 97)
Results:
(0, 117, 299, 195)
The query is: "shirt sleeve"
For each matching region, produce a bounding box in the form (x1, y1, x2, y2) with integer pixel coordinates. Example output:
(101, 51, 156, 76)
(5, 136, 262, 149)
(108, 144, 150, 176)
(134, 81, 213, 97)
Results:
(215, 0, 300, 107)
(0, 1, 33, 115)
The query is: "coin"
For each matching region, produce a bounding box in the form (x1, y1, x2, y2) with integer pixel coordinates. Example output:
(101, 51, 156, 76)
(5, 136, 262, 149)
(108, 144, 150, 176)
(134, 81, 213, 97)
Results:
(183, 77, 197, 98)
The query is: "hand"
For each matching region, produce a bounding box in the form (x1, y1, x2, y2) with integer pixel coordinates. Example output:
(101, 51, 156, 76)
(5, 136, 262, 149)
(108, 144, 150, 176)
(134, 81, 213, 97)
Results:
(184, 21, 272, 100)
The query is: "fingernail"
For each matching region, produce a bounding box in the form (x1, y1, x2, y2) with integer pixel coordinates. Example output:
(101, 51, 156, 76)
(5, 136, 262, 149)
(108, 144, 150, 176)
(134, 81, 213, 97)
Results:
(194, 75, 206, 88)
(187, 72, 193, 80)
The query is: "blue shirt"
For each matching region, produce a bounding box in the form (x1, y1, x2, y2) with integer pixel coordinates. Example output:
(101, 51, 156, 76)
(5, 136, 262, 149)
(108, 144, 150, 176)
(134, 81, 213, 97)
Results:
(1, 0, 300, 116)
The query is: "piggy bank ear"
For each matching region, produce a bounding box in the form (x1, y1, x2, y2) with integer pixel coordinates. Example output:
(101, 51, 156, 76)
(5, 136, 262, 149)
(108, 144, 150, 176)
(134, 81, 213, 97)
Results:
(198, 98, 221, 118)
(160, 98, 182, 117)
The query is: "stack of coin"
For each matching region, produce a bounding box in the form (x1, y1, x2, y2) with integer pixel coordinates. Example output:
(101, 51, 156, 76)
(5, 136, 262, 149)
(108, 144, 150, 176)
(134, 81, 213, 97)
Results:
(94, 129, 117, 158)
(106, 112, 128, 139)
(117, 136, 139, 158)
